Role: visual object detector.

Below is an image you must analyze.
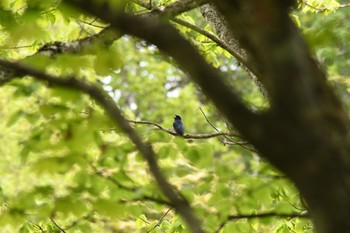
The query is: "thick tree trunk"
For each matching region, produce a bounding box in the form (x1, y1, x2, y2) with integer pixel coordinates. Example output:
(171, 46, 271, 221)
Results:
(199, 3, 269, 98)
(61, 0, 350, 232)
(259, 109, 350, 233)
(213, 1, 350, 232)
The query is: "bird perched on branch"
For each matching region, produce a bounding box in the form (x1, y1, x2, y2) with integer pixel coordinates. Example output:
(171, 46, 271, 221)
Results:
(173, 115, 184, 136)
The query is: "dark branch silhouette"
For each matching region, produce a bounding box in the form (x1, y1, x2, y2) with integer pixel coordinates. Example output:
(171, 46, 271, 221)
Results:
(50, 217, 66, 233)
(128, 119, 240, 138)
(216, 211, 309, 232)
(199, 107, 256, 152)
(0, 59, 205, 233)
(91, 165, 171, 206)
(146, 207, 173, 232)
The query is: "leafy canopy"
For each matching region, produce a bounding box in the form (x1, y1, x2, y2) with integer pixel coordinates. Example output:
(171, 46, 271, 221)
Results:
(1, 0, 348, 232)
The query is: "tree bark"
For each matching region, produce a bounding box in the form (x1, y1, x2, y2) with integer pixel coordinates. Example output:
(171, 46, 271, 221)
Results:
(65, 0, 350, 231)
(3, 0, 350, 232)
(213, 1, 350, 232)
(200, 3, 269, 98)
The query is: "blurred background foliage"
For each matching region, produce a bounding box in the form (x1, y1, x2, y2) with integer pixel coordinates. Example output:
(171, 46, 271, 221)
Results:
(0, 0, 349, 232)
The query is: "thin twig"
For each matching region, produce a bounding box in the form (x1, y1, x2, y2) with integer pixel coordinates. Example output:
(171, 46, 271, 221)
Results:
(147, 207, 174, 232)
(50, 217, 66, 233)
(171, 18, 257, 76)
(301, 0, 350, 12)
(228, 212, 309, 220)
(75, 19, 94, 36)
(128, 119, 239, 138)
(75, 18, 106, 29)
(64, 211, 95, 230)
(130, 0, 257, 76)
(138, 216, 151, 225)
(216, 211, 309, 233)
(199, 107, 257, 152)
(91, 165, 171, 205)
(199, 107, 220, 132)
(0, 44, 35, 50)
(0, 59, 205, 233)
(26, 219, 46, 233)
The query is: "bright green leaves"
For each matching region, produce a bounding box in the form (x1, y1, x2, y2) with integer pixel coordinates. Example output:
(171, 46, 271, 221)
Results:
(0, 0, 319, 232)
(174, 13, 224, 68)
(300, 0, 341, 13)
(0, 7, 18, 30)
(55, 196, 88, 218)
(158, 143, 178, 159)
(93, 199, 124, 218)
(6, 110, 25, 127)
(52, 54, 93, 76)
(50, 86, 83, 103)
(136, 213, 186, 233)
(0, 208, 27, 229)
(93, 198, 141, 219)
(149, 131, 172, 143)
(93, 42, 122, 76)
(186, 143, 214, 167)
(31, 153, 88, 174)
(0, 0, 52, 49)
(21, 40, 122, 79)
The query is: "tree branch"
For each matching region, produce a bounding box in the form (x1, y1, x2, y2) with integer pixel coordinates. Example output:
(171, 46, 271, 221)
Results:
(227, 212, 308, 220)
(132, 0, 260, 82)
(198, 107, 257, 151)
(66, 0, 264, 149)
(199, 3, 268, 99)
(301, 0, 350, 12)
(132, 0, 208, 17)
(0, 59, 205, 233)
(0, 0, 207, 82)
(91, 165, 171, 205)
(50, 217, 67, 233)
(146, 207, 173, 232)
(64, 211, 95, 231)
(170, 18, 256, 74)
(148, 0, 208, 17)
(216, 211, 309, 232)
(128, 119, 240, 139)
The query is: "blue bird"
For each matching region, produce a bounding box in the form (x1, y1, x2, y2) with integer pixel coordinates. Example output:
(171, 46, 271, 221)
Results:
(173, 115, 184, 136)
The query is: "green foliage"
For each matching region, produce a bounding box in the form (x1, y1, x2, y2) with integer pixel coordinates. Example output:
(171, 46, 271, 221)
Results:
(7, 0, 350, 232)
(296, 0, 350, 111)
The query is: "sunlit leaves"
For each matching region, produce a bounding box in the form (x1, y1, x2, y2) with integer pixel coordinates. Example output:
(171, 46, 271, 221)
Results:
(299, 0, 341, 13)
(0, 209, 27, 228)
(55, 196, 88, 217)
(186, 143, 214, 167)
(6, 110, 25, 127)
(31, 153, 88, 174)
(0, 0, 319, 232)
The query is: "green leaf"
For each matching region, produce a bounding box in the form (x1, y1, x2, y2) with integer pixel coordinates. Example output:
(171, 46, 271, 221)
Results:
(186, 146, 201, 163)
(46, 12, 56, 25)
(157, 144, 178, 159)
(7, 110, 24, 127)
(94, 45, 122, 76)
(0, 209, 26, 228)
(50, 86, 82, 102)
(185, 144, 213, 167)
(55, 196, 88, 217)
(93, 199, 124, 218)
(275, 203, 293, 213)
(39, 103, 69, 116)
(36, 203, 53, 217)
(30, 153, 87, 174)
(53, 54, 92, 75)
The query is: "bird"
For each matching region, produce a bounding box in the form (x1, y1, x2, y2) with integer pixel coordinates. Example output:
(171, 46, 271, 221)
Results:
(173, 115, 184, 136)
